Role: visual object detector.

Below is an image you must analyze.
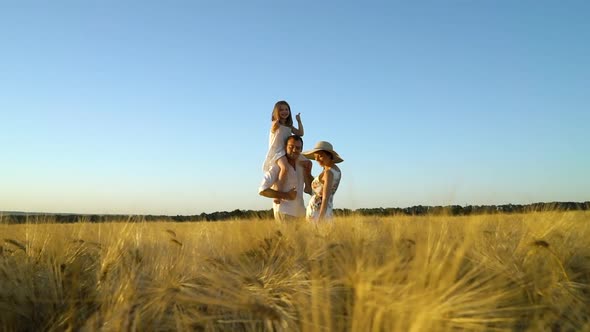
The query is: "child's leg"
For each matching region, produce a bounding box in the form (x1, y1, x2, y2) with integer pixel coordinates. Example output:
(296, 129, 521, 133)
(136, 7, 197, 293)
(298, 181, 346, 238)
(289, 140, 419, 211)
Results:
(275, 156, 289, 203)
(277, 156, 289, 188)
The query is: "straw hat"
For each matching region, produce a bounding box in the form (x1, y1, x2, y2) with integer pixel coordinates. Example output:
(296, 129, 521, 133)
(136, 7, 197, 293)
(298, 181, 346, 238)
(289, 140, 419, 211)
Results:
(302, 141, 344, 163)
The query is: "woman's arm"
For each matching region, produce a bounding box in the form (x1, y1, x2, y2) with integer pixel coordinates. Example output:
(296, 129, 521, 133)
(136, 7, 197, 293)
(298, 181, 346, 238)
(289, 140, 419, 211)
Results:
(318, 169, 333, 220)
(291, 113, 304, 136)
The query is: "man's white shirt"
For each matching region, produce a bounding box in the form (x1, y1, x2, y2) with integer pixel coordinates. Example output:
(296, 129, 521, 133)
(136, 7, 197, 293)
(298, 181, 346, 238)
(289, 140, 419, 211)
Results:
(258, 155, 306, 218)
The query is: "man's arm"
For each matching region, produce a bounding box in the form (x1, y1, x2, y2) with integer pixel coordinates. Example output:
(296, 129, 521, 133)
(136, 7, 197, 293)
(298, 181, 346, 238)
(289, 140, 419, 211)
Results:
(300, 158, 313, 195)
(259, 187, 297, 200)
(258, 166, 297, 200)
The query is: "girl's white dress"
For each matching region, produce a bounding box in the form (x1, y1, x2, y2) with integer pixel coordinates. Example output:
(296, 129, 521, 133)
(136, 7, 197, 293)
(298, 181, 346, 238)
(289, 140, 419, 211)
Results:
(306, 168, 341, 222)
(262, 124, 293, 172)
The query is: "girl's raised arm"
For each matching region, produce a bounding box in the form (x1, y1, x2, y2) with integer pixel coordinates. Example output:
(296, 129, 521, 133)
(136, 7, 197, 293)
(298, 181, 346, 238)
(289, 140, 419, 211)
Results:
(291, 113, 304, 136)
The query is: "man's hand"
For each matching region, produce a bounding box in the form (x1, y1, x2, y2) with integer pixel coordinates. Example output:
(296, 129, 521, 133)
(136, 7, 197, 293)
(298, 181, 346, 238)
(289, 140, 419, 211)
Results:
(283, 188, 297, 200)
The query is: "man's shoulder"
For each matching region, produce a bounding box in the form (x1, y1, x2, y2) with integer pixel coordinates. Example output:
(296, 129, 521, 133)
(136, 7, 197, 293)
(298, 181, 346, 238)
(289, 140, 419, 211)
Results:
(296, 156, 311, 170)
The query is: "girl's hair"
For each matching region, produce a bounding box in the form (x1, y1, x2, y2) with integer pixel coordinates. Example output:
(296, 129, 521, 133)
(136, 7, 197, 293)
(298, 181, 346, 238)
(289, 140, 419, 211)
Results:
(271, 100, 293, 127)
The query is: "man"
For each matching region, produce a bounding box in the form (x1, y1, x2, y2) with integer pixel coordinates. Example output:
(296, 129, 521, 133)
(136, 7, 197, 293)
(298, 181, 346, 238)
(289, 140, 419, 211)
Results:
(259, 135, 312, 221)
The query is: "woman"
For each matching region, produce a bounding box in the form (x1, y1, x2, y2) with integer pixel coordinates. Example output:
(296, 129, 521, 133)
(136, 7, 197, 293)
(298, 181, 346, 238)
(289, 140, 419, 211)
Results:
(302, 141, 343, 222)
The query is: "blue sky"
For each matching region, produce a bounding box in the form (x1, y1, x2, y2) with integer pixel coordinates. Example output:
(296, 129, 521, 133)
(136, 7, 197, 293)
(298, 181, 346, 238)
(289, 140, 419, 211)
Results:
(1, 1, 588, 215)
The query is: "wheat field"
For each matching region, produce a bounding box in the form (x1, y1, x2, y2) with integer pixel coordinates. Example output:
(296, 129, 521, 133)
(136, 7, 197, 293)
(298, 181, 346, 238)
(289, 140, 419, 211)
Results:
(0, 212, 589, 331)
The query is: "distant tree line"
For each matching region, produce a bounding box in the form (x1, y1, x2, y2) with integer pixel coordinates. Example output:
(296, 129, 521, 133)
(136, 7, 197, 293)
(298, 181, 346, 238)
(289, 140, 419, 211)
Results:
(2, 201, 588, 224)
(345, 201, 590, 217)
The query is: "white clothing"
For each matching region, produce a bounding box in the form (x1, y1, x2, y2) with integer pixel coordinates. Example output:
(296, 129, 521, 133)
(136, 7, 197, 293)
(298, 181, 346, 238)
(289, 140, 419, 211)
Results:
(262, 124, 293, 172)
(306, 168, 341, 222)
(259, 155, 307, 219)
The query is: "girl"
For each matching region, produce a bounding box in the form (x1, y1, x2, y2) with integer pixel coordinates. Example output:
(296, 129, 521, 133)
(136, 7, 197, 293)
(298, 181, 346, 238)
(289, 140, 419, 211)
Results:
(262, 100, 304, 202)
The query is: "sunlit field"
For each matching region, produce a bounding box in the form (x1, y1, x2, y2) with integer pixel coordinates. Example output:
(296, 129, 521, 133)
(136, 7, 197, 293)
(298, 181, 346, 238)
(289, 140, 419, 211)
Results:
(1, 212, 589, 331)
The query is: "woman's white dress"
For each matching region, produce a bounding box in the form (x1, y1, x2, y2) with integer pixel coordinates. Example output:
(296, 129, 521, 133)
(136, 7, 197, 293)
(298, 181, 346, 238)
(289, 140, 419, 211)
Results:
(262, 124, 293, 172)
(306, 168, 341, 222)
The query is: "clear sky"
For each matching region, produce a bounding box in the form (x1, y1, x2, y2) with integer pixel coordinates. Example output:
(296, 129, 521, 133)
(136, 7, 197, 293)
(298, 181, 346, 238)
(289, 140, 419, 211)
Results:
(1, 1, 588, 215)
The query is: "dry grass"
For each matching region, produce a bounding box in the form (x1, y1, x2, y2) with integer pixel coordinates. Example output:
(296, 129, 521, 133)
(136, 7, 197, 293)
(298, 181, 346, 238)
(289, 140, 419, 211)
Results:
(0, 212, 589, 331)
